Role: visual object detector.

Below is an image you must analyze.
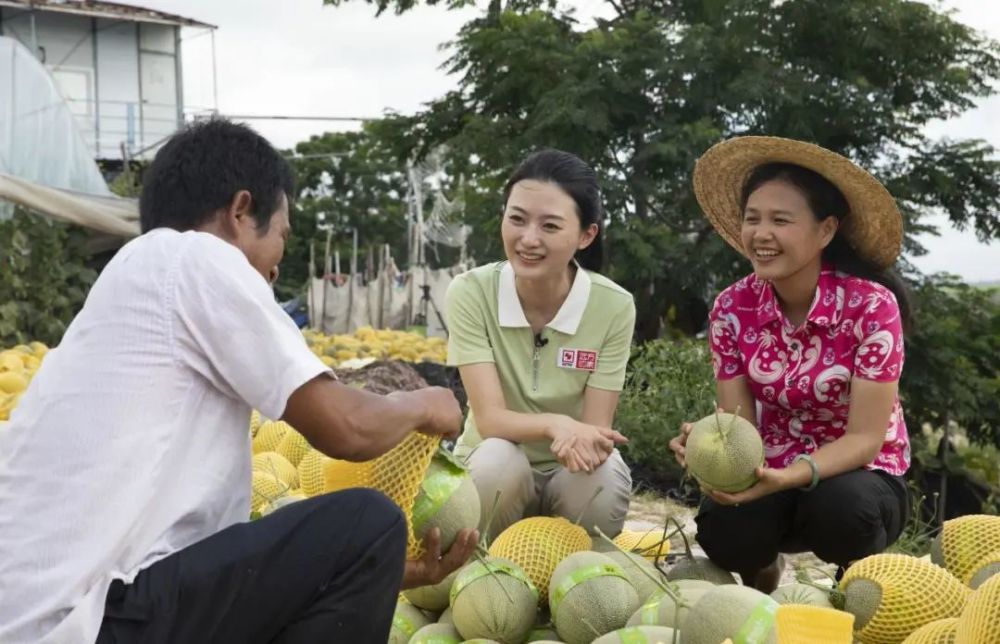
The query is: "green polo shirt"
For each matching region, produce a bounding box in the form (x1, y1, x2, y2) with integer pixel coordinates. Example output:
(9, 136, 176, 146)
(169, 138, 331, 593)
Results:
(446, 261, 636, 470)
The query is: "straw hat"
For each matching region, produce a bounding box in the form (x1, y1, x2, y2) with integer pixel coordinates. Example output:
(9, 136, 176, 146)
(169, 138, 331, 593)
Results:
(693, 136, 903, 269)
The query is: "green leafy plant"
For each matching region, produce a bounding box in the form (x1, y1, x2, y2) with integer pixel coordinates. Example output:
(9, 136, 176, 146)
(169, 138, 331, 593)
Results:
(0, 210, 97, 346)
(616, 338, 715, 493)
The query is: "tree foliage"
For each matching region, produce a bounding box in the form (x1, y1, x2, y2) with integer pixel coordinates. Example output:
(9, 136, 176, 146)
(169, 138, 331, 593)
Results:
(0, 210, 97, 346)
(317, 0, 1000, 341)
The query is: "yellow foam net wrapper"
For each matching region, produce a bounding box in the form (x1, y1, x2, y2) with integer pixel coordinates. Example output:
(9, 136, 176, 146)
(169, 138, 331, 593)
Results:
(613, 528, 671, 562)
(320, 432, 440, 559)
(252, 420, 291, 454)
(936, 514, 1000, 585)
(775, 605, 854, 644)
(955, 573, 1000, 644)
(487, 516, 592, 605)
(900, 618, 958, 644)
(841, 554, 971, 644)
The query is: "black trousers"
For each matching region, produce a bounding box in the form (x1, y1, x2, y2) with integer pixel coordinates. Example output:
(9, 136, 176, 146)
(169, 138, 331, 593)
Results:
(695, 469, 910, 575)
(96, 488, 407, 644)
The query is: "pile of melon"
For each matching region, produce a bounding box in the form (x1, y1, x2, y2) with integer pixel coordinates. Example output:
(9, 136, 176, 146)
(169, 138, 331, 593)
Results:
(0, 341, 50, 421)
(387, 515, 1000, 643)
(303, 326, 447, 369)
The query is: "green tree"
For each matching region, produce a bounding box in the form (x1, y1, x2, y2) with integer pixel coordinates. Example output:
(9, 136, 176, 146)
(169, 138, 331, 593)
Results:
(278, 123, 412, 300)
(321, 0, 1000, 340)
(0, 210, 97, 346)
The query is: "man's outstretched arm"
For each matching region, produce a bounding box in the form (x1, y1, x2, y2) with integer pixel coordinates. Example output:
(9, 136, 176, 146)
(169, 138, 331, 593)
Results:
(282, 376, 463, 462)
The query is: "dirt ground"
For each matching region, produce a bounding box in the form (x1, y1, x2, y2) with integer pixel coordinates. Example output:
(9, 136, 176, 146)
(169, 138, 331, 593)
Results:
(624, 492, 838, 587)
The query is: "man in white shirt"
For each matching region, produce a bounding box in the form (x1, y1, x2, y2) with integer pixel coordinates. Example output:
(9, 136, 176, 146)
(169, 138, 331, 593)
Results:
(0, 118, 477, 644)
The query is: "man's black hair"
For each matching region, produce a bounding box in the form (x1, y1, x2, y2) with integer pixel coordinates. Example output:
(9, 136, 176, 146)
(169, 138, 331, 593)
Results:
(139, 118, 294, 233)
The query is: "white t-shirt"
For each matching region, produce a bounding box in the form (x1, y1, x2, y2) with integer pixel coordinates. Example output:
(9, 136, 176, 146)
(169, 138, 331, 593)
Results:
(0, 229, 330, 644)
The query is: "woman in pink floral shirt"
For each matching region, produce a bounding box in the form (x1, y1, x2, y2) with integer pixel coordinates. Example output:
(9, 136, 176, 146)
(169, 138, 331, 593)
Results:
(671, 137, 912, 592)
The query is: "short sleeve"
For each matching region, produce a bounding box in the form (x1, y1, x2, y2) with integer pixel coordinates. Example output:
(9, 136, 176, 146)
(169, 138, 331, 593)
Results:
(587, 297, 636, 391)
(445, 272, 495, 366)
(170, 236, 331, 420)
(853, 289, 904, 382)
(708, 290, 746, 380)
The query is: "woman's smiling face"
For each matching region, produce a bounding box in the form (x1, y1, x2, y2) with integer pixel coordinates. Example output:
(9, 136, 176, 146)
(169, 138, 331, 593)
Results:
(501, 179, 597, 278)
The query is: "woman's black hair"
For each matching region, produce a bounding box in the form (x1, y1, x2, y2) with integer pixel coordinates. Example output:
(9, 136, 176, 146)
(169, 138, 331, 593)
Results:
(740, 162, 913, 333)
(139, 118, 294, 234)
(502, 149, 604, 273)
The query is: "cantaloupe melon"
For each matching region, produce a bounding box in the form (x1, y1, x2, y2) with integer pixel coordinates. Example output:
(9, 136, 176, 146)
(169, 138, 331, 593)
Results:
(549, 551, 640, 644)
(297, 448, 333, 497)
(929, 514, 1000, 585)
(613, 529, 672, 563)
(389, 600, 431, 644)
(438, 606, 454, 626)
(665, 527, 737, 585)
(252, 420, 291, 454)
(900, 617, 958, 644)
(967, 548, 1000, 590)
(488, 516, 592, 605)
(770, 582, 835, 608)
(684, 411, 763, 492)
(404, 568, 459, 612)
(604, 550, 665, 603)
(683, 585, 778, 644)
(450, 556, 538, 643)
(626, 581, 709, 631)
(955, 572, 1000, 644)
(250, 471, 288, 513)
(409, 622, 462, 643)
(841, 554, 970, 644)
(411, 453, 481, 552)
(275, 429, 311, 467)
(252, 451, 298, 488)
(592, 625, 679, 643)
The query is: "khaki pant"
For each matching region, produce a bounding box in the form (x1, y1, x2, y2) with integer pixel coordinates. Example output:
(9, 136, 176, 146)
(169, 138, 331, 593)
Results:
(465, 437, 632, 540)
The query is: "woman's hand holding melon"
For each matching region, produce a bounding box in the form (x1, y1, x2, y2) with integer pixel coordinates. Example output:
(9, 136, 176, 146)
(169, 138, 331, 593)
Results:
(402, 526, 480, 590)
(703, 466, 791, 506)
(669, 422, 692, 467)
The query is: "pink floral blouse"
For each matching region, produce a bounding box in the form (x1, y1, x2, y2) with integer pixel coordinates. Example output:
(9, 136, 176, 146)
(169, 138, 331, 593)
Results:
(708, 265, 910, 476)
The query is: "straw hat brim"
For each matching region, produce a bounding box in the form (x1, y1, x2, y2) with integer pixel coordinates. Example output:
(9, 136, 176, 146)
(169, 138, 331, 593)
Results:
(693, 136, 903, 270)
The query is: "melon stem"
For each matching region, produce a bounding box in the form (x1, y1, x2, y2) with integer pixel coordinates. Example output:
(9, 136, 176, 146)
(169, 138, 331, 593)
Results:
(593, 527, 681, 604)
(669, 516, 694, 560)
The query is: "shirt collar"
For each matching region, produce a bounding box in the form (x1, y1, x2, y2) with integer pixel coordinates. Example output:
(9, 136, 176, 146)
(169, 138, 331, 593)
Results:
(755, 263, 839, 329)
(497, 260, 592, 335)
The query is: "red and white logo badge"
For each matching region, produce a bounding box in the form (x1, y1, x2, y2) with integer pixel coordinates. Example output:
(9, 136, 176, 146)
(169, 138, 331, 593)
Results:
(558, 348, 598, 372)
(575, 350, 597, 371)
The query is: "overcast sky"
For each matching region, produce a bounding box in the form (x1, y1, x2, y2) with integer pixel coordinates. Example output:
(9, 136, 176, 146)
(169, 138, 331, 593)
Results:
(135, 0, 999, 282)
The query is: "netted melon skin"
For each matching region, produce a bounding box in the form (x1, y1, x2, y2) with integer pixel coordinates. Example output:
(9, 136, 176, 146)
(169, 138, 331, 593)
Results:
(842, 554, 970, 644)
(955, 573, 1000, 644)
(488, 516, 592, 604)
(932, 514, 1000, 585)
(685, 412, 763, 492)
(900, 618, 958, 644)
(549, 552, 639, 644)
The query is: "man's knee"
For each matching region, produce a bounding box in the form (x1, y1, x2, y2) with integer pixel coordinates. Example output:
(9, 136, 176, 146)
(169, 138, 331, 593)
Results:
(315, 488, 407, 551)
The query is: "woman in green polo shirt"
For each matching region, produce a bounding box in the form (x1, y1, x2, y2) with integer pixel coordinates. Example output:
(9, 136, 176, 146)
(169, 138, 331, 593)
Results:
(445, 149, 636, 539)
